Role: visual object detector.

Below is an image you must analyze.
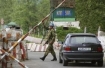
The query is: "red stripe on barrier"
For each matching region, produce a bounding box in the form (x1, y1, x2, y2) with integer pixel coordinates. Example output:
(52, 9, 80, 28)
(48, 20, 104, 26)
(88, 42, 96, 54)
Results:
(12, 42, 16, 58)
(39, 45, 42, 52)
(34, 44, 37, 51)
(22, 43, 26, 60)
(20, 42, 25, 60)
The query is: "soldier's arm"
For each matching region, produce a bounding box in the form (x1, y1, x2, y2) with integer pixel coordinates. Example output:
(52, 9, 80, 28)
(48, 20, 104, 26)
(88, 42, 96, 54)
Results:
(52, 30, 55, 40)
(49, 30, 55, 44)
(45, 30, 51, 44)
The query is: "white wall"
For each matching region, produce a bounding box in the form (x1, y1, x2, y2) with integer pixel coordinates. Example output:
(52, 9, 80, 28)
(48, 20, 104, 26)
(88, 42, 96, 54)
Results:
(53, 21, 80, 29)
(97, 30, 105, 52)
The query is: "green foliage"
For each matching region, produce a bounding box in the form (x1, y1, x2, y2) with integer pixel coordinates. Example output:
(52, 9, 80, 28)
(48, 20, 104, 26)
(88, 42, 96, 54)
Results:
(0, 0, 105, 37)
(56, 27, 83, 41)
(0, 0, 12, 23)
(0, 0, 50, 34)
(75, 0, 105, 33)
(10, 0, 38, 32)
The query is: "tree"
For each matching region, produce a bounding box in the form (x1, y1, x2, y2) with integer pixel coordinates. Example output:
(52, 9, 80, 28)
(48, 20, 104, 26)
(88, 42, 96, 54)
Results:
(75, 0, 105, 33)
(0, 0, 13, 23)
(10, 0, 38, 33)
(0, 0, 50, 34)
(10, 0, 50, 33)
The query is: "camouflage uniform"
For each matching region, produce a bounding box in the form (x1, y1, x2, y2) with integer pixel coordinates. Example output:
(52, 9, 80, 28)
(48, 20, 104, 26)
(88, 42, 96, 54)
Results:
(44, 29, 56, 56)
(40, 24, 57, 61)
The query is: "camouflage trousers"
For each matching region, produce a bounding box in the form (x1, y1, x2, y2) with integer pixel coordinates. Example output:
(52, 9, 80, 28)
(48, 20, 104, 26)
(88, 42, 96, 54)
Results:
(44, 44, 56, 57)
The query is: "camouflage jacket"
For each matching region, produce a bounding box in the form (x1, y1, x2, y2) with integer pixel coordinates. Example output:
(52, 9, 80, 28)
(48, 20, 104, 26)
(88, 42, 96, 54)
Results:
(45, 28, 56, 44)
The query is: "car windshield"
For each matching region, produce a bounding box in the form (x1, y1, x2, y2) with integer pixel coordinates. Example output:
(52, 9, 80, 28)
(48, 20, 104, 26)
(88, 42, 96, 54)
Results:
(70, 36, 99, 44)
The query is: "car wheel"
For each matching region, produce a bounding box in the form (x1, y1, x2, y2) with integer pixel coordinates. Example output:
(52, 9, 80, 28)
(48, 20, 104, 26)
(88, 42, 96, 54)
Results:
(63, 58, 68, 66)
(59, 55, 62, 63)
(91, 61, 96, 65)
(97, 60, 103, 67)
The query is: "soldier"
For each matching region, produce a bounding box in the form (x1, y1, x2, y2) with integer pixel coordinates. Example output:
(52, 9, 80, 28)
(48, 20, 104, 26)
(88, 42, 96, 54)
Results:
(40, 22, 57, 61)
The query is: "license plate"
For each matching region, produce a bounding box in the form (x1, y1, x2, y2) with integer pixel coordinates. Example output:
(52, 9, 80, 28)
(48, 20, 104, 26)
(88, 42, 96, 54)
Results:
(78, 48, 91, 51)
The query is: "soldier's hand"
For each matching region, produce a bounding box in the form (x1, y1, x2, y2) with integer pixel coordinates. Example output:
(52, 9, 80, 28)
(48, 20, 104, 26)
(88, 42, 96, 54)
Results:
(49, 41, 53, 45)
(45, 41, 48, 44)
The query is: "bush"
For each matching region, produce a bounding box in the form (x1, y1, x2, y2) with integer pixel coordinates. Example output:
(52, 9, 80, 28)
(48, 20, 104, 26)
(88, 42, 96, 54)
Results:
(56, 26, 83, 41)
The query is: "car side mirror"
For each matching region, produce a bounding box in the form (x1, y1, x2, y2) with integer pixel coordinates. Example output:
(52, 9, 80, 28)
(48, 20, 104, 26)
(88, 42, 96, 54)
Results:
(99, 41, 101, 43)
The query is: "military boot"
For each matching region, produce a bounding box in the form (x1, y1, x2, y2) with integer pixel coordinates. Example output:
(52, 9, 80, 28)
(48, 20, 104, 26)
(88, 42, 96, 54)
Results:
(40, 55, 47, 61)
(51, 55, 57, 61)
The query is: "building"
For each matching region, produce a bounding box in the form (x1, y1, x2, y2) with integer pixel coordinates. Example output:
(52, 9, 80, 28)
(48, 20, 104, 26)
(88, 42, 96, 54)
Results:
(50, 0, 80, 29)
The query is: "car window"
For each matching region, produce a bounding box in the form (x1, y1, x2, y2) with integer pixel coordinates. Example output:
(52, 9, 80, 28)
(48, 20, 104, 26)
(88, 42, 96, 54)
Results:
(63, 35, 70, 46)
(70, 36, 99, 44)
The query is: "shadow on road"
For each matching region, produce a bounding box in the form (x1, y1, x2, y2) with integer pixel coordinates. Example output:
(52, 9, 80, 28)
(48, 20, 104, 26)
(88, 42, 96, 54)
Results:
(66, 62, 105, 67)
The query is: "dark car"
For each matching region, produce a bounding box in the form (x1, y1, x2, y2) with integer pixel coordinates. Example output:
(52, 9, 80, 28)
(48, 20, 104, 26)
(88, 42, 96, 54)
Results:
(59, 33, 104, 66)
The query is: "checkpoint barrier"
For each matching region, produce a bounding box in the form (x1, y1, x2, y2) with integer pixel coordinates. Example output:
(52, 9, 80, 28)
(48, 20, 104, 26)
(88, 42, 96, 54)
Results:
(27, 43, 48, 52)
(6, 28, 23, 41)
(0, 40, 13, 68)
(0, 1, 66, 67)
(0, 41, 28, 68)
(19, 42, 27, 61)
(26, 42, 61, 52)
(6, 28, 27, 61)
(0, 29, 27, 68)
(9, 41, 28, 61)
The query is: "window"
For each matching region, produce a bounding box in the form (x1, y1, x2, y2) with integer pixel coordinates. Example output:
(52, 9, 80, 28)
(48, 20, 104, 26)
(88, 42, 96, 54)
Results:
(63, 35, 70, 47)
(70, 36, 99, 44)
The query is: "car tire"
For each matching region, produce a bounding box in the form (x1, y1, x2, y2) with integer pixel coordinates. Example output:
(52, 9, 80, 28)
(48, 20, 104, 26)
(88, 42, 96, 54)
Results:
(97, 60, 103, 67)
(91, 61, 96, 65)
(63, 58, 68, 66)
(59, 55, 62, 63)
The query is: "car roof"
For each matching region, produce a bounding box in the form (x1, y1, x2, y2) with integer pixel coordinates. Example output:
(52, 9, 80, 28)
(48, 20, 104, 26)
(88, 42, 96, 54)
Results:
(67, 33, 96, 37)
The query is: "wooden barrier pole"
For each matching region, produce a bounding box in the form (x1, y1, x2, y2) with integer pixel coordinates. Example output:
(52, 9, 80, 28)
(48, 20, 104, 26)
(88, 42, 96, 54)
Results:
(0, 0, 66, 61)
(1, 49, 28, 68)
